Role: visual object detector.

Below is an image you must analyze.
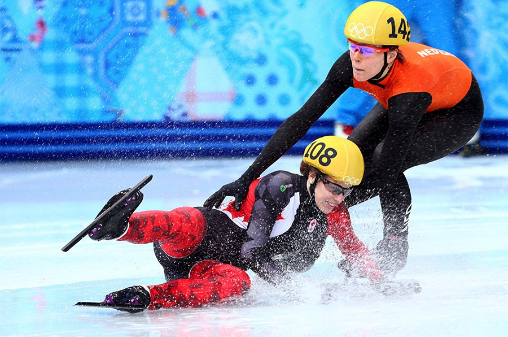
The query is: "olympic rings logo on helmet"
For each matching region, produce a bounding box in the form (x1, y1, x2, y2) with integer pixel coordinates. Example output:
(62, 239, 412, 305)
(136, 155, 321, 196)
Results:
(342, 175, 361, 186)
(344, 1, 410, 46)
(348, 22, 374, 40)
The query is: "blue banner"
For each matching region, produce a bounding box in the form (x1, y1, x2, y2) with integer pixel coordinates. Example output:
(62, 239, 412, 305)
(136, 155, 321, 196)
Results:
(0, 1, 507, 146)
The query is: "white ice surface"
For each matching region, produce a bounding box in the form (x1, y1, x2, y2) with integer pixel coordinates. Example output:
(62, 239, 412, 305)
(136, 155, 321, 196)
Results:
(1, 155, 507, 336)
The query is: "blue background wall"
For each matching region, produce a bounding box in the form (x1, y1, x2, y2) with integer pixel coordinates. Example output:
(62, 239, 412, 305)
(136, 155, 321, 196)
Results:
(1, 0, 507, 160)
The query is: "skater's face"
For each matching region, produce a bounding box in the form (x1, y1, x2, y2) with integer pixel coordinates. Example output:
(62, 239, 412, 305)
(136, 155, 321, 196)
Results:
(348, 39, 397, 81)
(311, 174, 352, 214)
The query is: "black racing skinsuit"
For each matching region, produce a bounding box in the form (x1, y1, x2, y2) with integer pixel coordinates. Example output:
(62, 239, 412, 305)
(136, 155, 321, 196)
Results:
(156, 171, 328, 284)
(233, 51, 484, 267)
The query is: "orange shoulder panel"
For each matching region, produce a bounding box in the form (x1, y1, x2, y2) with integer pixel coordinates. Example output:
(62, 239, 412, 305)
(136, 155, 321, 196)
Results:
(353, 42, 472, 112)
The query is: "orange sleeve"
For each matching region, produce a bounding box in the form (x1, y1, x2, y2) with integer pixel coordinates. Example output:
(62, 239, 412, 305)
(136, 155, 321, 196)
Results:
(326, 204, 384, 283)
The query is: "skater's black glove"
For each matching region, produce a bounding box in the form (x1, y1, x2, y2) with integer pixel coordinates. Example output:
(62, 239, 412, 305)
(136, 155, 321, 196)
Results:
(374, 236, 408, 275)
(204, 166, 259, 211)
(89, 189, 143, 241)
(337, 259, 354, 278)
(103, 286, 151, 313)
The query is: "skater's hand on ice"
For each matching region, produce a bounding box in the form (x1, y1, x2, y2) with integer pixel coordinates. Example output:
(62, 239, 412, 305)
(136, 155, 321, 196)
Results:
(337, 259, 355, 278)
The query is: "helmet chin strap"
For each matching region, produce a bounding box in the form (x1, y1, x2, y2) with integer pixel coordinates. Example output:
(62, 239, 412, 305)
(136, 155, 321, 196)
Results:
(309, 179, 318, 197)
(307, 177, 322, 213)
(369, 52, 390, 82)
(309, 172, 323, 197)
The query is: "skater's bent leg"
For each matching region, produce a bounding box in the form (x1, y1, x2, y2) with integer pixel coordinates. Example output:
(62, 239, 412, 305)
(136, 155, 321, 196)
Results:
(374, 173, 412, 274)
(402, 76, 484, 169)
(119, 207, 207, 258)
(380, 173, 412, 239)
(147, 260, 251, 310)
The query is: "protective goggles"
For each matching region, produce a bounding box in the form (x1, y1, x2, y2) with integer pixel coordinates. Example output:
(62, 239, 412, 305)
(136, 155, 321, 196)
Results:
(320, 177, 354, 197)
(347, 39, 390, 57)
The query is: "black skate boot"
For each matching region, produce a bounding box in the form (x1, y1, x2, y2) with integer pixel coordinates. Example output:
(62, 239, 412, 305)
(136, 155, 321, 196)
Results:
(88, 189, 143, 241)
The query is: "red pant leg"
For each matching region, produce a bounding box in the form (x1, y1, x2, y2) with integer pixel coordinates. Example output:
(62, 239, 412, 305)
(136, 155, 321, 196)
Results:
(118, 207, 206, 258)
(147, 260, 251, 310)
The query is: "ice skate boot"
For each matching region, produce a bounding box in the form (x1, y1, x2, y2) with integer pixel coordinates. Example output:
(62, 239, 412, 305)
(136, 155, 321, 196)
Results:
(88, 189, 143, 241)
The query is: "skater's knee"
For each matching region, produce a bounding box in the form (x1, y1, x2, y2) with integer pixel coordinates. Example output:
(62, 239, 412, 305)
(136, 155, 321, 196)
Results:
(190, 260, 251, 291)
(159, 207, 207, 258)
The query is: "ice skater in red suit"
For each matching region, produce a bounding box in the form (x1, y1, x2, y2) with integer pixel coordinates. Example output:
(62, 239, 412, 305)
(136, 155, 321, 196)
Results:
(86, 136, 382, 312)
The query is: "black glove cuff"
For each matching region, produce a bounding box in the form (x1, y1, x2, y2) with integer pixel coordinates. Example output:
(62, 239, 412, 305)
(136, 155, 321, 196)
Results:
(241, 165, 262, 182)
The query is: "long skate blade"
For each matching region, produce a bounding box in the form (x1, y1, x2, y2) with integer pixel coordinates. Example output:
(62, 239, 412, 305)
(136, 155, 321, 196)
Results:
(75, 301, 146, 310)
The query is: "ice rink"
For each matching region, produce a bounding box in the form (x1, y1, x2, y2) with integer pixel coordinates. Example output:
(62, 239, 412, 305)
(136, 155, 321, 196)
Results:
(1, 154, 507, 336)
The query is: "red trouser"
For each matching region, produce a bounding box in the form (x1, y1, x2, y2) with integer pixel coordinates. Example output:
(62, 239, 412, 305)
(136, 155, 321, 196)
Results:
(148, 260, 250, 310)
(119, 207, 251, 309)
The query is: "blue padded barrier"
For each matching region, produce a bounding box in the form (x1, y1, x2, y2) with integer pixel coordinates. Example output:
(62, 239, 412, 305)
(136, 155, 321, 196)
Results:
(480, 119, 508, 154)
(1, 120, 335, 161)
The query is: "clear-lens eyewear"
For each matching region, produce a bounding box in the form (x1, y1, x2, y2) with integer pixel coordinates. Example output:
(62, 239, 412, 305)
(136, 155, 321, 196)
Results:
(347, 38, 390, 57)
(321, 177, 354, 197)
